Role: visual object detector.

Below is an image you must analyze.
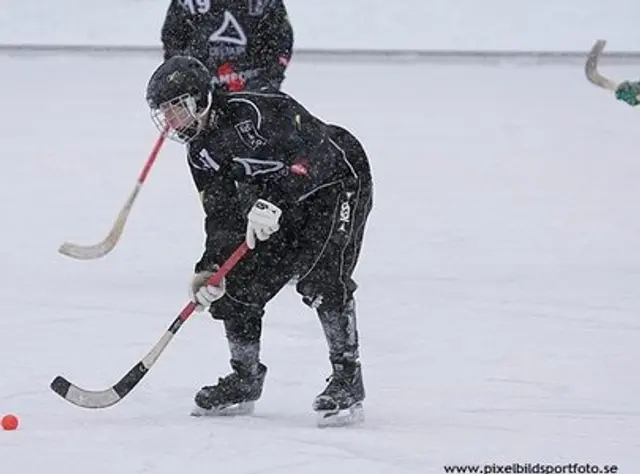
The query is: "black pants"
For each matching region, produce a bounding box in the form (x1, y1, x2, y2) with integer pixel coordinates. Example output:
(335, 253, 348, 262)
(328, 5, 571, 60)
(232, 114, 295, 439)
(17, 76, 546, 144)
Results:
(208, 126, 373, 364)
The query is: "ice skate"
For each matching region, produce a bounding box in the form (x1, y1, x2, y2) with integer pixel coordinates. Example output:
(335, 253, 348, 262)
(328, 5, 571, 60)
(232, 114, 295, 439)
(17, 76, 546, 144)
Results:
(191, 361, 267, 417)
(313, 360, 365, 427)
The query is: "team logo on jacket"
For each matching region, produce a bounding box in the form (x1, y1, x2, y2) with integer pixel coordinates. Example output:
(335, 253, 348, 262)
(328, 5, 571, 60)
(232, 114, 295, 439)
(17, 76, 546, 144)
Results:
(234, 120, 267, 149)
(233, 157, 284, 176)
(209, 11, 247, 59)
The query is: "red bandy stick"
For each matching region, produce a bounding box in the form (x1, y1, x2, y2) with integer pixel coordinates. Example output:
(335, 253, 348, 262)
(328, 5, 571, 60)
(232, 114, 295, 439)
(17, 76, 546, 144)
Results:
(51, 242, 250, 409)
(59, 125, 169, 260)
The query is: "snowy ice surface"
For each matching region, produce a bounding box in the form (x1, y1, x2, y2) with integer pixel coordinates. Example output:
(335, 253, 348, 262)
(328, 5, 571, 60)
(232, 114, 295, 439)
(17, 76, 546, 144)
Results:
(1, 54, 640, 472)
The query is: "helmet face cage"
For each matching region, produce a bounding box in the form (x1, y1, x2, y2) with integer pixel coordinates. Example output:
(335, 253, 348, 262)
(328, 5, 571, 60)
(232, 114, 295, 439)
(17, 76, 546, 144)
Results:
(150, 92, 212, 144)
(146, 56, 215, 144)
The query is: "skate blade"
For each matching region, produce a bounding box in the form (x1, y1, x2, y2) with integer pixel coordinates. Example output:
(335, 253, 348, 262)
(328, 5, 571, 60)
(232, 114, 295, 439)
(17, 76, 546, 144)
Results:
(190, 401, 255, 417)
(315, 402, 364, 428)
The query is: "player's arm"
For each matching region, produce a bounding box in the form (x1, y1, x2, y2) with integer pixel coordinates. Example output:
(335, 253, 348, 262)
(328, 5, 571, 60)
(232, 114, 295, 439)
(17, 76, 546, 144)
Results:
(161, 0, 193, 59)
(225, 99, 337, 248)
(188, 155, 245, 272)
(252, 0, 294, 87)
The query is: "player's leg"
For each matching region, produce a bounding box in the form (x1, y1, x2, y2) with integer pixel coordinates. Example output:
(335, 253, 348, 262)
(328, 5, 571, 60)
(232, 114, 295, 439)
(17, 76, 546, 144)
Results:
(296, 163, 373, 425)
(192, 236, 299, 416)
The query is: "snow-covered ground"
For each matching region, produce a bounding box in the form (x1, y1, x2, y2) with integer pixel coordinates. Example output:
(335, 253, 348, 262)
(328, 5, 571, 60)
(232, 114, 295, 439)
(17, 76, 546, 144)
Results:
(1, 54, 639, 472)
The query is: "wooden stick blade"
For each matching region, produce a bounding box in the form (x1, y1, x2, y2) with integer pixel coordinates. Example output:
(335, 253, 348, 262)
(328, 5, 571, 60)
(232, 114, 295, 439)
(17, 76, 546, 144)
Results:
(58, 235, 121, 260)
(58, 186, 137, 260)
(585, 39, 619, 91)
(58, 222, 124, 260)
(50, 332, 173, 409)
(50, 375, 124, 409)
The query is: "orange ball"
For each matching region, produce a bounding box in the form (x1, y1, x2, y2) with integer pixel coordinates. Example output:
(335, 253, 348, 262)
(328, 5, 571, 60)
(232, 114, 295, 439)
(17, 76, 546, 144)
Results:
(2, 414, 19, 430)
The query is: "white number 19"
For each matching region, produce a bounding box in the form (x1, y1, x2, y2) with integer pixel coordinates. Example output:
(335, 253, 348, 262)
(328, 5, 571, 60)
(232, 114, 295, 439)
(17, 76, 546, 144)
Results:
(180, 0, 210, 14)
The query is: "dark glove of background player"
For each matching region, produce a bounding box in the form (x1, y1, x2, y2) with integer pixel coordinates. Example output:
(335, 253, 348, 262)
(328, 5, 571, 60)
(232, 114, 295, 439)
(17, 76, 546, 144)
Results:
(615, 80, 640, 106)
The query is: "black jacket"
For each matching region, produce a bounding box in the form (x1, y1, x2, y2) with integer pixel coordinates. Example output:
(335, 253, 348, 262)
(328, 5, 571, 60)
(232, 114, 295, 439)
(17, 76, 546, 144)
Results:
(186, 90, 368, 271)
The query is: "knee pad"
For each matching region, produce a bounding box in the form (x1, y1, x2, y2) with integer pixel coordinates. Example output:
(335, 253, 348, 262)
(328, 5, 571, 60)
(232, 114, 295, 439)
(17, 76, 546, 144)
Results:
(296, 278, 358, 312)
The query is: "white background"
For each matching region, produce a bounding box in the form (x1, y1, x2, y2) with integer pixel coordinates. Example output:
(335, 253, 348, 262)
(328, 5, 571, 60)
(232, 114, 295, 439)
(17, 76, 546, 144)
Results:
(1, 0, 640, 51)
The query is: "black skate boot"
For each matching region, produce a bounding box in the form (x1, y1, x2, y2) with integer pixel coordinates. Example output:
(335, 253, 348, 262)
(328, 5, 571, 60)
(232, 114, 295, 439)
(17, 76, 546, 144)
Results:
(191, 360, 267, 417)
(313, 360, 365, 427)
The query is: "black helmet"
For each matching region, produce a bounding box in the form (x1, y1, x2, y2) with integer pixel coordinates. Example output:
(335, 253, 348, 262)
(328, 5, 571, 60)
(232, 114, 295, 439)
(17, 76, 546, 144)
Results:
(146, 55, 214, 143)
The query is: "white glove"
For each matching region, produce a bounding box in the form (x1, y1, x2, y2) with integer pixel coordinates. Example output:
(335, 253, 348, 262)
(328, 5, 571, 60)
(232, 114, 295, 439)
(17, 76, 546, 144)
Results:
(189, 270, 226, 312)
(246, 199, 282, 249)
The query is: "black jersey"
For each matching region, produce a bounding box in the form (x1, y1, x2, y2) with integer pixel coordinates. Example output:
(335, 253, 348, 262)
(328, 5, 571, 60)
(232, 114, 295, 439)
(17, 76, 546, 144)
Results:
(161, 0, 293, 90)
